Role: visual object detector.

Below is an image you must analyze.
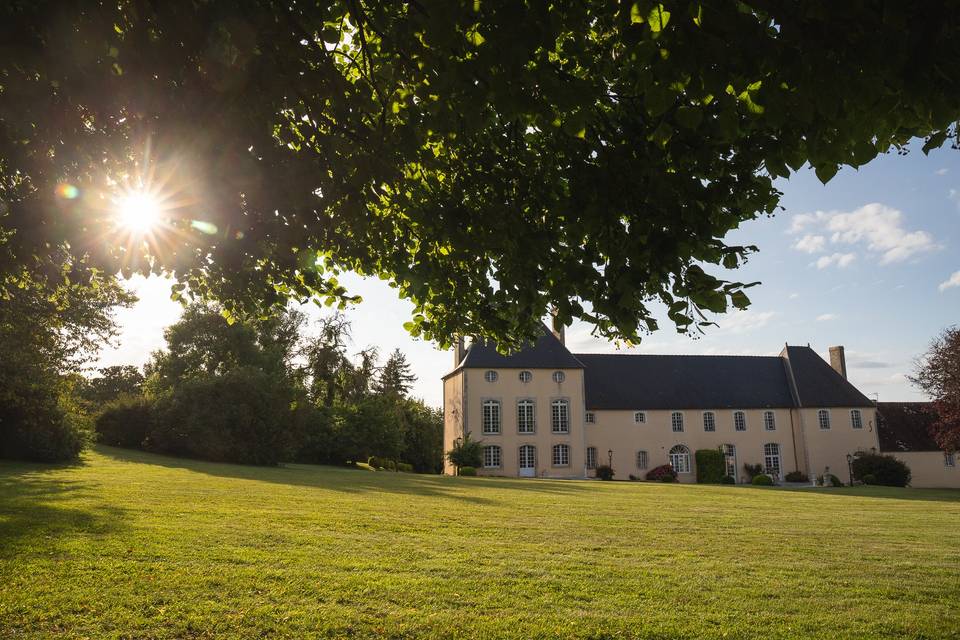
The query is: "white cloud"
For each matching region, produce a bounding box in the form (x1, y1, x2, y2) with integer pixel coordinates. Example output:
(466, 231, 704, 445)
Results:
(789, 203, 937, 264)
(814, 253, 856, 269)
(715, 310, 777, 334)
(792, 234, 825, 254)
(816, 313, 837, 322)
(936, 168, 949, 176)
(788, 292, 799, 299)
(939, 270, 960, 292)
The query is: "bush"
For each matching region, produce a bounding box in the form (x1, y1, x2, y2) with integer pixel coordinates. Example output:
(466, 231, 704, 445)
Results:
(721, 475, 735, 484)
(660, 474, 676, 482)
(397, 462, 414, 473)
(594, 464, 615, 481)
(851, 453, 911, 487)
(0, 374, 88, 463)
(743, 463, 763, 480)
(368, 455, 397, 470)
(628, 474, 640, 481)
(446, 432, 483, 469)
(827, 473, 844, 487)
(695, 449, 725, 483)
(861, 473, 877, 485)
(752, 473, 773, 486)
(645, 464, 678, 482)
(784, 470, 809, 483)
(459, 466, 477, 476)
(95, 395, 154, 449)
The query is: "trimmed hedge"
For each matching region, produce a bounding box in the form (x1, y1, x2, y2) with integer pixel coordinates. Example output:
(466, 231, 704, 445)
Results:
(752, 474, 773, 486)
(459, 466, 477, 476)
(695, 449, 725, 483)
(784, 470, 809, 483)
(851, 453, 911, 487)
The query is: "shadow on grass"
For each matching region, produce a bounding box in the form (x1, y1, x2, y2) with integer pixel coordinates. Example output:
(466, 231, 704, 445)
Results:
(93, 445, 590, 505)
(0, 463, 129, 558)
(780, 485, 960, 503)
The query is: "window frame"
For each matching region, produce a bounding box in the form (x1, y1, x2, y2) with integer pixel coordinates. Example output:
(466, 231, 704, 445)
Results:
(733, 410, 747, 432)
(817, 409, 831, 430)
(518, 444, 536, 470)
(518, 370, 532, 383)
(702, 411, 716, 432)
(551, 398, 570, 434)
(763, 410, 776, 431)
(668, 444, 691, 474)
(586, 446, 597, 470)
(946, 452, 956, 468)
(584, 411, 596, 424)
(634, 411, 647, 424)
(552, 370, 566, 384)
(516, 398, 536, 434)
(481, 398, 501, 435)
(483, 370, 498, 383)
(552, 443, 570, 467)
(483, 445, 502, 469)
(671, 411, 684, 433)
(636, 450, 649, 470)
(763, 442, 782, 480)
(850, 409, 863, 430)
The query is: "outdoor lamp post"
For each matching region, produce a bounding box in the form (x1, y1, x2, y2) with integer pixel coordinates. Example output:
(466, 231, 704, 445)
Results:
(607, 449, 613, 468)
(846, 453, 854, 486)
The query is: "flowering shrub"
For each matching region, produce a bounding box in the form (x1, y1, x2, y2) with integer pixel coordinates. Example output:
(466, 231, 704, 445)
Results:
(645, 464, 677, 482)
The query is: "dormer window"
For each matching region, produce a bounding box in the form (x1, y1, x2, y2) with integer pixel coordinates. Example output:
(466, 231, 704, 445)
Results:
(484, 370, 498, 383)
(552, 371, 566, 383)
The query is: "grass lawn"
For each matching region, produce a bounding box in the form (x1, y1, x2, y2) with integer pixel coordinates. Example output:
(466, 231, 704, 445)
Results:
(2, 448, 959, 639)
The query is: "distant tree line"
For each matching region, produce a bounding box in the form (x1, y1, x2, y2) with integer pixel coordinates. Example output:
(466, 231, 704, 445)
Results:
(94, 304, 443, 471)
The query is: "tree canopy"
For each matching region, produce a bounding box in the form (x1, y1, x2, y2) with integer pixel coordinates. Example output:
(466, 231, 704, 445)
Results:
(911, 327, 960, 452)
(2, 1, 959, 346)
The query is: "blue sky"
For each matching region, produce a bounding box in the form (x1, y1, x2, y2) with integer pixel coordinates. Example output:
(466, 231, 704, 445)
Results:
(98, 143, 960, 406)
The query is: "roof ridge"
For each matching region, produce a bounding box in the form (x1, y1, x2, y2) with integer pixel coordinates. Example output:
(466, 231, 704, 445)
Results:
(573, 352, 781, 359)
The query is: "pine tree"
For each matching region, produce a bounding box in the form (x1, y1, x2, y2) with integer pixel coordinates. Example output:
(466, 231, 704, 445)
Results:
(376, 349, 417, 397)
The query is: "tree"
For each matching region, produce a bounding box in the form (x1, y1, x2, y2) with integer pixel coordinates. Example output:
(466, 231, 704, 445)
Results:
(375, 349, 417, 397)
(80, 365, 145, 409)
(398, 398, 443, 473)
(3, 2, 958, 347)
(446, 432, 483, 471)
(910, 327, 960, 452)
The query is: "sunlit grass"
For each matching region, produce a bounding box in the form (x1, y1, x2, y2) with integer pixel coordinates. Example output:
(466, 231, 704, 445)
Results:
(1, 447, 958, 639)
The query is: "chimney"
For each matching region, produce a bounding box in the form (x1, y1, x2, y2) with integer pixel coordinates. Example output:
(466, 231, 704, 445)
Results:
(550, 307, 565, 345)
(829, 345, 847, 380)
(453, 336, 465, 367)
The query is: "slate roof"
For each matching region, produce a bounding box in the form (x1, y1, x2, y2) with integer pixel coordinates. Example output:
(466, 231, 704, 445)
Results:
(576, 354, 795, 410)
(456, 326, 584, 371)
(783, 346, 875, 407)
(877, 402, 941, 452)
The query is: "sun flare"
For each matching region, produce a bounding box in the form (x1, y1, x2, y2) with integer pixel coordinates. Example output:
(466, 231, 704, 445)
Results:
(116, 191, 162, 233)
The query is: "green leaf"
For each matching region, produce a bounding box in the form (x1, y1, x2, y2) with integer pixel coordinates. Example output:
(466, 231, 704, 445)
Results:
(729, 290, 750, 309)
(630, 3, 644, 24)
(814, 163, 838, 184)
(648, 5, 671, 33)
(675, 106, 703, 130)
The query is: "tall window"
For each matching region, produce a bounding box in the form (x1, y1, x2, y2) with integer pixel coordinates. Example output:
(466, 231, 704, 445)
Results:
(483, 445, 501, 469)
(734, 411, 747, 431)
(517, 399, 535, 434)
(702, 411, 716, 432)
(634, 411, 646, 424)
(519, 370, 532, 383)
(552, 371, 566, 383)
(671, 412, 684, 432)
(946, 452, 956, 468)
(551, 399, 570, 433)
(669, 445, 691, 474)
(552, 443, 570, 467)
(482, 399, 501, 434)
(519, 445, 536, 469)
(850, 409, 863, 429)
(585, 412, 596, 424)
(817, 409, 831, 430)
(586, 447, 597, 470)
(763, 411, 776, 431)
(636, 450, 649, 470)
(764, 443, 782, 480)
(484, 370, 498, 382)
(722, 444, 737, 479)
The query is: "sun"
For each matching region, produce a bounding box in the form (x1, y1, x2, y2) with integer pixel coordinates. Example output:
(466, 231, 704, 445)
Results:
(116, 191, 162, 233)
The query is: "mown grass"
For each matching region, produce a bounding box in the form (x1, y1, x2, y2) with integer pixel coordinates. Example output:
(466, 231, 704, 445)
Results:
(1, 447, 959, 639)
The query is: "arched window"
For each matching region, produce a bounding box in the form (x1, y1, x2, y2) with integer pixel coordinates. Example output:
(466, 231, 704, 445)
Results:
(483, 445, 502, 469)
(482, 399, 501, 434)
(671, 412, 684, 432)
(764, 443, 782, 480)
(763, 411, 776, 431)
(636, 450, 649, 470)
(519, 370, 532, 383)
(669, 445, 691, 474)
(585, 447, 597, 470)
(517, 399, 535, 434)
(551, 399, 570, 433)
(484, 370, 498, 382)
(702, 411, 716, 432)
(552, 443, 570, 467)
(519, 445, 536, 472)
(850, 409, 863, 429)
(817, 409, 831, 430)
(552, 371, 566, 383)
(734, 410, 747, 431)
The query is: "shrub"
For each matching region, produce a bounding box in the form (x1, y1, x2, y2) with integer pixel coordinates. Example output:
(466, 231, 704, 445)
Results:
(459, 466, 477, 476)
(695, 449, 725, 483)
(628, 474, 639, 481)
(396, 462, 414, 473)
(0, 374, 88, 463)
(861, 473, 877, 485)
(851, 453, 911, 487)
(752, 474, 773, 486)
(446, 432, 483, 470)
(827, 473, 844, 487)
(784, 470, 809, 483)
(645, 464, 677, 482)
(95, 395, 154, 449)
(368, 455, 397, 470)
(743, 463, 763, 480)
(660, 475, 676, 482)
(594, 464, 615, 481)
(721, 475, 735, 484)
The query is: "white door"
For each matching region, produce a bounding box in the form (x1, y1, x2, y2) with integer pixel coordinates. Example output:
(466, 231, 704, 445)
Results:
(519, 445, 536, 477)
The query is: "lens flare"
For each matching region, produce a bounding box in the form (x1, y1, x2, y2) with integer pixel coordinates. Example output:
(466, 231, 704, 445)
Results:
(55, 183, 80, 199)
(116, 191, 162, 233)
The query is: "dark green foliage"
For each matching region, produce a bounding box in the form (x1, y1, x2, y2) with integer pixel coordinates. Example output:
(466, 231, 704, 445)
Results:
(396, 462, 413, 473)
(721, 475, 735, 485)
(821, 473, 844, 487)
(446, 433, 483, 470)
(148, 367, 295, 465)
(396, 398, 444, 474)
(851, 454, 912, 488)
(752, 474, 773, 486)
(695, 449, 725, 483)
(660, 475, 677, 483)
(646, 464, 677, 482)
(5, 2, 960, 347)
(375, 349, 417, 397)
(784, 471, 809, 483)
(595, 465, 615, 481)
(95, 396, 154, 449)
(458, 466, 477, 477)
(862, 474, 877, 485)
(0, 379, 88, 463)
(80, 366, 145, 409)
(743, 463, 764, 480)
